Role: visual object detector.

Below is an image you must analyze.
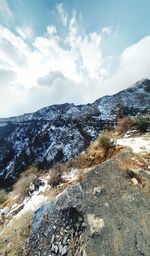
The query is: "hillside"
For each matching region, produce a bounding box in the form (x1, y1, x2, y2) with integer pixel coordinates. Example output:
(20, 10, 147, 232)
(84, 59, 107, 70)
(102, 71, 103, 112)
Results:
(25, 150, 150, 256)
(0, 79, 150, 188)
(0, 130, 149, 255)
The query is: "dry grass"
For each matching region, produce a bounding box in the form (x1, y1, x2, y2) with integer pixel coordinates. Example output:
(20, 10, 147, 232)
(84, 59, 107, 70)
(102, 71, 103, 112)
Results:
(12, 166, 38, 202)
(74, 148, 103, 168)
(48, 165, 64, 187)
(0, 190, 8, 204)
(68, 144, 105, 169)
(0, 211, 33, 256)
(97, 131, 116, 156)
(116, 116, 134, 134)
(46, 137, 120, 196)
(115, 151, 150, 190)
(126, 152, 150, 171)
(49, 132, 119, 184)
(41, 182, 72, 201)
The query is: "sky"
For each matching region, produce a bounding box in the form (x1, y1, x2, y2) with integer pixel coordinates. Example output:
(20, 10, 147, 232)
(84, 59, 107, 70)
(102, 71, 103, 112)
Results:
(0, 0, 150, 117)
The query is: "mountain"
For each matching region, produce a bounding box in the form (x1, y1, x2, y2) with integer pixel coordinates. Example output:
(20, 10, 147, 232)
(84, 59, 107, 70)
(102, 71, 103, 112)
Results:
(0, 79, 150, 187)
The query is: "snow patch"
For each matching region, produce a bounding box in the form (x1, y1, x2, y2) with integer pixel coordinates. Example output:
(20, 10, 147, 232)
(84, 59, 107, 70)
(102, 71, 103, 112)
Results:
(17, 193, 48, 216)
(117, 135, 150, 153)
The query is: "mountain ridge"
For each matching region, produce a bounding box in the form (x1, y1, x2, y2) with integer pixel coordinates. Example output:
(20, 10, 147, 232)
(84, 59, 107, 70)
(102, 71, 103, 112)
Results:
(1, 78, 150, 122)
(0, 79, 150, 187)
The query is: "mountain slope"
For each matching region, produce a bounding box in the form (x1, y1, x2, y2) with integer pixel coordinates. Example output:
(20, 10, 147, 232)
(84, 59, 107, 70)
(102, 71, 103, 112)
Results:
(25, 151, 150, 256)
(0, 79, 150, 187)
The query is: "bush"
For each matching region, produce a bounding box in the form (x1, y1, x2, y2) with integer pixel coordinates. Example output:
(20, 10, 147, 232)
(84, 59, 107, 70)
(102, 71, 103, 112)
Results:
(0, 189, 8, 204)
(116, 116, 134, 134)
(134, 115, 150, 133)
(48, 166, 64, 187)
(0, 211, 33, 256)
(97, 132, 116, 153)
(13, 166, 38, 201)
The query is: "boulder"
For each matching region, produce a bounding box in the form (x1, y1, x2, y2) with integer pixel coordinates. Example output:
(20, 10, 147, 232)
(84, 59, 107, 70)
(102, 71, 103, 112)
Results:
(25, 152, 150, 256)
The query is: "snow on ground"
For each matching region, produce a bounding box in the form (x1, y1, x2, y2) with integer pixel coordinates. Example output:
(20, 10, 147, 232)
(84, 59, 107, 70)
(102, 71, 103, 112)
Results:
(1, 168, 83, 220)
(117, 134, 150, 154)
(17, 193, 48, 216)
(18, 168, 82, 216)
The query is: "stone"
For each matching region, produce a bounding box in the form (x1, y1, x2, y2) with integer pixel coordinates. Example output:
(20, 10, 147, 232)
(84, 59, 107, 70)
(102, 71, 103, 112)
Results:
(62, 236, 68, 245)
(87, 214, 105, 236)
(60, 246, 68, 255)
(93, 186, 105, 196)
(25, 152, 150, 256)
(51, 235, 55, 244)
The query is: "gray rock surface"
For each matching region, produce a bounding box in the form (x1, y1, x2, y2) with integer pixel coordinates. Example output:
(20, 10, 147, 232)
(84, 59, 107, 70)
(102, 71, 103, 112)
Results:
(0, 79, 150, 187)
(25, 152, 150, 256)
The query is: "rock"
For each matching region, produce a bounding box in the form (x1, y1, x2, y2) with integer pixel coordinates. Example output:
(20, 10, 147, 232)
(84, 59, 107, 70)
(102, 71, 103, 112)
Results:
(93, 186, 105, 196)
(25, 151, 150, 256)
(87, 214, 105, 236)
(60, 245, 68, 255)
(62, 236, 68, 245)
(51, 244, 58, 254)
(51, 235, 55, 244)
(104, 202, 110, 208)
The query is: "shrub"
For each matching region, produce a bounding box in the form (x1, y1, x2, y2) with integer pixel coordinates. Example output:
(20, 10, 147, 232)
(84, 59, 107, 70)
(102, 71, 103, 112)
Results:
(134, 115, 150, 133)
(0, 211, 33, 256)
(48, 166, 64, 187)
(13, 166, 38, 201)
(97, 132, 116, 153)
(0, 189, 8, 204)
(116, 116, 134, 134)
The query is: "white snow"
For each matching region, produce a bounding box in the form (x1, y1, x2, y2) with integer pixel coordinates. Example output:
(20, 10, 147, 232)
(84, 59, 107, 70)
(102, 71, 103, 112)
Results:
(50, 125, 56, 130)
(17, 193, 48, 216)
(117, 135, 150, 154)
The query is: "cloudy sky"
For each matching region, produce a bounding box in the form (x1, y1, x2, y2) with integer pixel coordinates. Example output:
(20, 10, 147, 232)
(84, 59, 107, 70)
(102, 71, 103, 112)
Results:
(0, 0, 150, 117)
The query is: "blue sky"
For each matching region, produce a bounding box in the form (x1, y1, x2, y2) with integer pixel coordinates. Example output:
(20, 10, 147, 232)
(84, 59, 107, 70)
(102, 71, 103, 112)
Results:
(5, 0, 150, 54)
(0, 0, 150, 117)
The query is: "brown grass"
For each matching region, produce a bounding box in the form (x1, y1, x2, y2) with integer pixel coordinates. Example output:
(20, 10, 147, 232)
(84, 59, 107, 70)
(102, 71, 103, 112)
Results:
(67, 144, 105, 170)
(49, 132, 120, 183)
(0, 211, 33, 256)
(48, 165, 64, 187)
(12, 166, 38, 202)
(0, 190, 8, 205)
(97, 131, 116, 157)
(116, 116, 134, 134)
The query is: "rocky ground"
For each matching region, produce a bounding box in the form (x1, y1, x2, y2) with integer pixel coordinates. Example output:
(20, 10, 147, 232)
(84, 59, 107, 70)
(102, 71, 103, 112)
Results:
(0, 131, 149, 255)
(24, 150, 150, 256)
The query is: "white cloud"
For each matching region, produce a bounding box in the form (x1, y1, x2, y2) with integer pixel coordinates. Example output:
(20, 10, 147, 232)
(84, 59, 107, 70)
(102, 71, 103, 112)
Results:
(38, 71, 65, 86)
(46, 25, 57, 36)
(0, 5, 150, 118)
(102, 36, 150, 95)
(16, 26, 34, 40)
(102, 27, 112, 35)
(0, 68, 16, 83)
(0, 25, 29, 68)
(78, 32, 104, 78)
(0, 0, 14, 24)
(56, 3, 68, 26)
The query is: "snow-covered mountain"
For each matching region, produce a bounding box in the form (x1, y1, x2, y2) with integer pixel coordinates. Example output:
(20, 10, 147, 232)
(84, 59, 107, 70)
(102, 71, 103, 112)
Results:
(0, 79, 150, 187)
